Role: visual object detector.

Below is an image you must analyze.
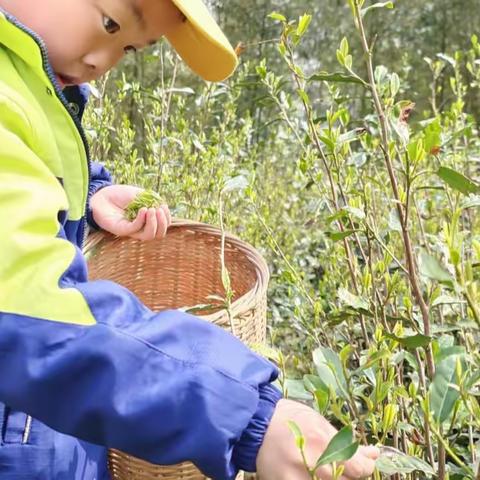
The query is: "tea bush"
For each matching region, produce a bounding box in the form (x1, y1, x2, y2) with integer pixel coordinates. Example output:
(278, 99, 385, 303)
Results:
(84, 1, 480, 477)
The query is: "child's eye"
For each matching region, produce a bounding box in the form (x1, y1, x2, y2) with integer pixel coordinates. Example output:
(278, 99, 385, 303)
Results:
(124, 46, 137, 55)
(103, 15, 120, 34)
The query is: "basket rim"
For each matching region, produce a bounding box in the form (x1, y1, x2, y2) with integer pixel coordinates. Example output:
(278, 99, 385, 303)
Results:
(83, 218, 270, 322)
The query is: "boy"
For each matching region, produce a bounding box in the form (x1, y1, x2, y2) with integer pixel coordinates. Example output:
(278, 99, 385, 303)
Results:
(0, 0, 379, 479)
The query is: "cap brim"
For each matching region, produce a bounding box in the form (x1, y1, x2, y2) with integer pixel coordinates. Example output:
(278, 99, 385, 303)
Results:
(166, 0, 238, 82)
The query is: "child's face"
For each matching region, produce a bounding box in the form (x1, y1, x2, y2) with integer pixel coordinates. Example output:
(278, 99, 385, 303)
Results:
(2, 0, 184, 86)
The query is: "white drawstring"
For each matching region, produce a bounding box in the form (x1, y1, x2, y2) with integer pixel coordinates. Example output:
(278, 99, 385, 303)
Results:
(21, 415, 32, 444)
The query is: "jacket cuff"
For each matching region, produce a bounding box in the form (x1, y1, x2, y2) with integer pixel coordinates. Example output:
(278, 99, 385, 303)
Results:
(86, 179, 111, 230)
(87, 162, 112, 231)
(231, 383, 282, 473)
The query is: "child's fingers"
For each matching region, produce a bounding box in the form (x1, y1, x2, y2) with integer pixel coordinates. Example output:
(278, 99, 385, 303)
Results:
(130, 208, 157, 240)
(311, 463, 356, 480)
(123, 207, 148, 234)
(309, 447, 378, 480)
(125, 205, 170, 240)
(155, 207, 168, 239)
(342, 446, 379, 479)
(361, 445, 380, 460)
(161, 205, 172, 226)
(143, 208, 158, 240)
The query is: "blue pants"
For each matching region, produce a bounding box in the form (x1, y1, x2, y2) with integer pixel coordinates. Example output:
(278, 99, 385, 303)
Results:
(0, 404, 110, 479)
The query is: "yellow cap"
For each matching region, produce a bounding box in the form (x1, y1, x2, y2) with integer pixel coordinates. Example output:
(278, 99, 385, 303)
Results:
(166, 0, 238, 82)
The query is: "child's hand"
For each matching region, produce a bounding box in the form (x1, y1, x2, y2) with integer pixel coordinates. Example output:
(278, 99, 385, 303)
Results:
(256, 399, 379, 480)
(90, 185, 171, 240)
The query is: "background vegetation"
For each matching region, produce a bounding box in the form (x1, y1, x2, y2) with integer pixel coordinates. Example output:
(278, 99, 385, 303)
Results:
(84, 1, 480, 477)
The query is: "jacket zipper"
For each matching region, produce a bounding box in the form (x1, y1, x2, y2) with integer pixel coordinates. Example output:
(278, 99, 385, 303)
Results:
(4, 13, 92, 248)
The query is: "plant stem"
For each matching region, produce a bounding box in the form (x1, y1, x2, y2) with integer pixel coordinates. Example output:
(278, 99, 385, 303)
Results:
(283, 38, 369, 346)
(438, 429, 446, 480)
(430, 423, 473, 474)
(414, 350, 436, 468)
(455, 264, 480, 326)
(219, 195, 236, 337)
(351, 0, 435, 378)
(155, 44, 179, 192)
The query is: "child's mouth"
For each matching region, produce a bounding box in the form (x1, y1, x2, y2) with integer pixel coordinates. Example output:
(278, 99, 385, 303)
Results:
(56, 73, 79, 87)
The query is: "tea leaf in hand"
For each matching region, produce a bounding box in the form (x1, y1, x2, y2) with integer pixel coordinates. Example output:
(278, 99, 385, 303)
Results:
(314, 426, 359, 468)
(124, 190, 164, 221)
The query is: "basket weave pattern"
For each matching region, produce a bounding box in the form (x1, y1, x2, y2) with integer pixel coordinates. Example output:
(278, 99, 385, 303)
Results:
(84, 220, 269, 480)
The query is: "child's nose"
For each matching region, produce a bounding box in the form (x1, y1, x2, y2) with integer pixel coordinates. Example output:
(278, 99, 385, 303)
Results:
(82, 48, 122, 77)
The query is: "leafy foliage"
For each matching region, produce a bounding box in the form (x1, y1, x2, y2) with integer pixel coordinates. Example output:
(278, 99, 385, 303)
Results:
(84, 1, 480, 478)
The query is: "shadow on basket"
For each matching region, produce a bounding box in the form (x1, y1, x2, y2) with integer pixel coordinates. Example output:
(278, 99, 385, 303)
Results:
(83, 219, 269, 480)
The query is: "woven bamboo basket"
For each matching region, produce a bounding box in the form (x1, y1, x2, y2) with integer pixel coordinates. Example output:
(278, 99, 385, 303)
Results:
(83, 219, 269, 480)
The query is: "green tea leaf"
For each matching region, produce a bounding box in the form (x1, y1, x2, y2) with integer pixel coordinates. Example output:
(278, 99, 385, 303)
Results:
(268, 12, 286, 22)
(312, 347, 348, 397)
(390, 72, 400, 97)
(296, 14, 312, 37)
(437, 53, 456, 67)
(315, 426, 359, 468)
(418, 250, 453, 283)
(431, 295, 464, 307)
(304, 374, 329, 394)
(284, 379, 313, 401)
(318, 135, 336, 150)
(340, 37, 349, 57)
(361, 1, 394, 17)
(338, 288, 369, 310)
(434, 346, 465, 364)
(123, 190, 164, 221)
(343, 206, 365, 220)
(296, 88, 309, 104)
(326, 230, 358, 242)
(354, 349, 391, 374)
(375, 65, 388, 86)
(384, 332, 432, 349)
(437, 166, 480, 195)
(376, 450, 435, 476)
(181, 303, 216, 314)
(388, 208, 402, 232)
(309, 71, 364, 84)
(423, 118, 442, 154)
(249, 343, 281, 363)
(287, 421, 305, 450)
(338, 129, 366, 145)
(429, 355, 461, 423)
(313, 389, 330, 414)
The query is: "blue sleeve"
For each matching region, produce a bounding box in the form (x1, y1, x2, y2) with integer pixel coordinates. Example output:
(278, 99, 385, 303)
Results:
(86, 161, 112, 230)
(0, 279, 281, 479)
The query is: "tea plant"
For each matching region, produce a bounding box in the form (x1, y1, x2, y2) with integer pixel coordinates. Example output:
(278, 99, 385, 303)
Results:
(83, 1, 480, 477)
(256, 1, 480, 478)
